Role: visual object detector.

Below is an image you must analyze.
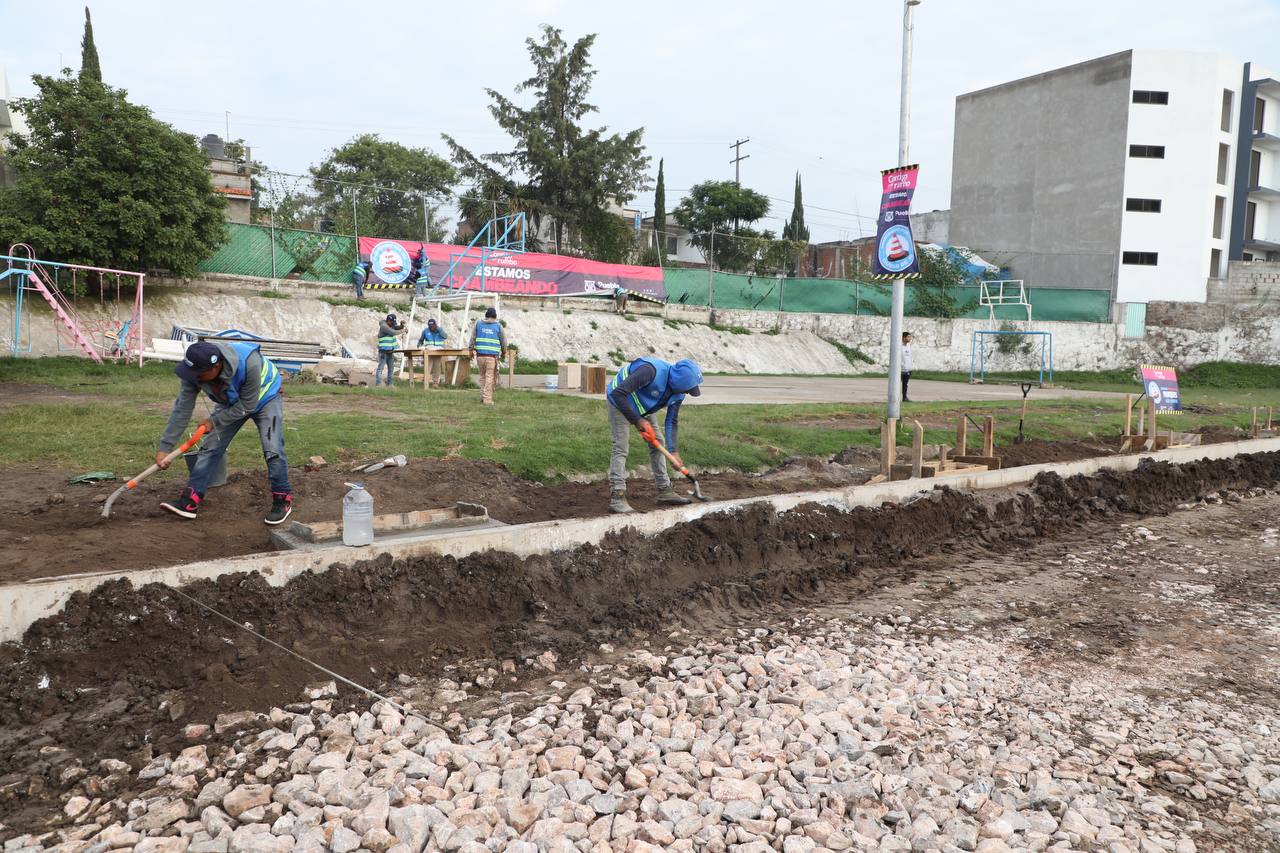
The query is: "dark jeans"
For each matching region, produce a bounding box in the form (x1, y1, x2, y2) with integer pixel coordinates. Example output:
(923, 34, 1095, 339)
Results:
(375, 351, 396, 386)
(188, 395, 291, 497)
(901, 371, 912, 401)
(352, 275, 365, 298)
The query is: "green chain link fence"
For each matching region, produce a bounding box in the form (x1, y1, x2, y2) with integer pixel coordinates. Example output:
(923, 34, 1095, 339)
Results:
(197, 222, 356, 283)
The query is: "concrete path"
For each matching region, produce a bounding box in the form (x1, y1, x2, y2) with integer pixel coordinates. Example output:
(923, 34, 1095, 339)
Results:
(515, 374, 1126, 405)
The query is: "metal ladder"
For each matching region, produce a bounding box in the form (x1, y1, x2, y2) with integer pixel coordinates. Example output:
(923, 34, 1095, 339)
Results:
(6, 244, 103, 363)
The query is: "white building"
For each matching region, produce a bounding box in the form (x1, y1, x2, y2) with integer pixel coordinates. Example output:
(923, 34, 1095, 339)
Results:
(0, 64, 31, 187)
(640, 215, 706, 266)
(949, 50, 1279, 306)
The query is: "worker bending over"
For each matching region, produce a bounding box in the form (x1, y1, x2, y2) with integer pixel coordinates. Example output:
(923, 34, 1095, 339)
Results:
(156, 340, 293, 525)
(606, 356, 703, 513)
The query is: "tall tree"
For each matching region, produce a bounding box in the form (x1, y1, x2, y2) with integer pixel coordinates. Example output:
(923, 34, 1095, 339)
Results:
(672, 179, 769, 272)
(444, 25, 649, 255)
(0, 72, 225, 277)
(79, 7, 102, 84)
(653, 158, 666, 253)
(310, 134, 455, 241)
(780, 172, 809, 276)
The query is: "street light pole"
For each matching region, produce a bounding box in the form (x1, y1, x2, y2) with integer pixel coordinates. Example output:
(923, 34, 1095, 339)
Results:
(886, 0, 920, 420)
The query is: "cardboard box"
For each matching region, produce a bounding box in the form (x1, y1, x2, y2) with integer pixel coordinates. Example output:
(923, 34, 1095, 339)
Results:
(558, 362, 584, 390)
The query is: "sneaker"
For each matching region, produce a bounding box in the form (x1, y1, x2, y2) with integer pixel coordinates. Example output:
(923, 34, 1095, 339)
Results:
(265, 492, 293, 526)
(608, 491, 634, 514)
(160, 487, 201, 519)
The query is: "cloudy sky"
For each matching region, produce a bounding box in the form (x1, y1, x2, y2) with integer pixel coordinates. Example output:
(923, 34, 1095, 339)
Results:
(3, 0, 1277, 243)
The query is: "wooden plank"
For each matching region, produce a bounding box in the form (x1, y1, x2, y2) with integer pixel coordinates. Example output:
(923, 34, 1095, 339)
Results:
(955, 416, 967, 457)
(1124, 394, 1133, 438)
(880, 419, 897, 476)
(1147, 397, 1158, 442)
(983, 416, 995, 457)
(953, 455, 1001, 470)
(910, 420, 924, 480)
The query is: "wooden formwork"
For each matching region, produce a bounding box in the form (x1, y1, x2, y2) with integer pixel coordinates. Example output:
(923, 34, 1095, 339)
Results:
(879, 416, 1000, 482)
(1120, 395, 1199, 452)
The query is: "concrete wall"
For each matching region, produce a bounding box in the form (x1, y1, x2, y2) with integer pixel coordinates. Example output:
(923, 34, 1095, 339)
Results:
(5, 272, 1279, 375)
(950, 51, 1132, 293)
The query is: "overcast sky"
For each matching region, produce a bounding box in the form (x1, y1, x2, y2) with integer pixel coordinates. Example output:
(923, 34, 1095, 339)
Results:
(3, 0, 1278, 243)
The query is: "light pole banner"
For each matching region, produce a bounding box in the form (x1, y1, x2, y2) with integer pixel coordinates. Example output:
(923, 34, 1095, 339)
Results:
(870, 164, 921, 280)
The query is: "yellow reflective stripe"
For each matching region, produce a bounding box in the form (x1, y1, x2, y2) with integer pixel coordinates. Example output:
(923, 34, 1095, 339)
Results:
(257, 359, 278, 402)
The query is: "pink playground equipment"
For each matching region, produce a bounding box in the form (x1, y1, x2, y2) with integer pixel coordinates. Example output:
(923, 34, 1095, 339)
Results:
(2, 243, 146, 367)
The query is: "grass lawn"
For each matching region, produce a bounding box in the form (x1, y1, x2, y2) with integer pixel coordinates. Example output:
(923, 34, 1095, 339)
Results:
(0, 358, 1273, 482)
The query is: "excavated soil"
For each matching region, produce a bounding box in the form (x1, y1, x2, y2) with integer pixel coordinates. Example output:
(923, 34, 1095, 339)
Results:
(1, 450, 1279, 830)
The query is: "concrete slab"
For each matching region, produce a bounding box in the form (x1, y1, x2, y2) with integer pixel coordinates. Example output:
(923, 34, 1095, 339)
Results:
(3, 437, 1276, 644)
(514, 374, 1125, 405)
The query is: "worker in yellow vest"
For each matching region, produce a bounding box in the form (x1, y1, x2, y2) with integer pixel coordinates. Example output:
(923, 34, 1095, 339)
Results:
(469, 307, 506, 405)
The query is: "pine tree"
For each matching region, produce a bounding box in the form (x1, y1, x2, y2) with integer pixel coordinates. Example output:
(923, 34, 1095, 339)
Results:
(781, 172, 809, 276)
(653, 158, 666, 252)
(79, 7, 102, 84)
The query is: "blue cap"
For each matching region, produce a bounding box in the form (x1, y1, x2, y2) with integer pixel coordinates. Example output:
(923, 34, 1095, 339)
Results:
(175, 341, 221, 382)
(669, 358, 703, 397)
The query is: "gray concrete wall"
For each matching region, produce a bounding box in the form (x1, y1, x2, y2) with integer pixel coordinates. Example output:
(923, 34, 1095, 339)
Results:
(950, 51, 1132, 291)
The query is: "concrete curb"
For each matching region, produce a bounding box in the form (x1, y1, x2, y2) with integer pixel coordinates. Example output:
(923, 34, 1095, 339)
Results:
(3, 437, 1278, 644)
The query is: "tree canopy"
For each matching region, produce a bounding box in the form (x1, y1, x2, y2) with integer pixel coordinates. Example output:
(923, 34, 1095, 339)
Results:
(444, 25, 649, 255)
(79, 7, 102, 85)
(310, 134, 455, 242)
(672, 180, 771, 272)
(0, 72, 225, 277)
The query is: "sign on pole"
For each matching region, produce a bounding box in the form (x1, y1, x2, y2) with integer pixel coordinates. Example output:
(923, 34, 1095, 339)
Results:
(1139, 364, 1182, 413)
(870, 164, 921, 279)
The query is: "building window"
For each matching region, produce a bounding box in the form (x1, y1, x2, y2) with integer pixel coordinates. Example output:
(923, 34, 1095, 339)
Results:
(1132, 90, 1169, 105)
(1246, 201, 1257, 240)
(1122, 252, 1158, 266)
(1129, 144, 1165, 158)
(666, 236, 678, 255)
(1125, 198, 1162, 212)
(1217, 143, 1231, 184)
(1210, 249, 1222, 278)
(1256, 98, 1267, 134)
(1221, 89, 1234, 132)
(1213, 196, 1226, 239)
(1250, 149, 1262, 186)
(1244, 252, 1254, 261)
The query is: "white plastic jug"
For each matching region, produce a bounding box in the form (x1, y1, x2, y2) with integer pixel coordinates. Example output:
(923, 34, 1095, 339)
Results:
(342, 483, 374, 546)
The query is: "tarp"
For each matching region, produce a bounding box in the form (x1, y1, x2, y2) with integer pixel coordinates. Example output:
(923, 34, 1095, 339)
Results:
(357, 236, 666, 302)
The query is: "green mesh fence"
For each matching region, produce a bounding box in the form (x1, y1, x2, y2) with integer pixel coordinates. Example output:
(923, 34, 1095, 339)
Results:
(197, 223, 357, 283)
(662, 269, 1110, 323)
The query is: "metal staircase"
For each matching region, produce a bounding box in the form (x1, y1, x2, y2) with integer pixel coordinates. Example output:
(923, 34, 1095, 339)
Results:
(3, 243, 104, 363)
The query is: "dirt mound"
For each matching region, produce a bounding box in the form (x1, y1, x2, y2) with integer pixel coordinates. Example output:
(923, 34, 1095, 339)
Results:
(2, 451, 1278, 829)
(996, 438, 1118, 467)
(0, 458, 859, 584)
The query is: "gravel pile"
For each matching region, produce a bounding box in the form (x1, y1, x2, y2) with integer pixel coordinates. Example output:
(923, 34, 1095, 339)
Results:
(8, 608, 1278, 853)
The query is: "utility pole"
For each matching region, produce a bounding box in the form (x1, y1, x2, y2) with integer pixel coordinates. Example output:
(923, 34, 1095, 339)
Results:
(422, 195, 430, 244)
(886, 0, 921, 421)
(225, 111, 230, 142)
(729, 138, 751, 186)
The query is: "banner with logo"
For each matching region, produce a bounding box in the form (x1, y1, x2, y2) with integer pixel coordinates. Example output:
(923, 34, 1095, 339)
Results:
(1139, 364, 1182, 413)
(356, 237, 666, 302)
(870, 164, 921, 279)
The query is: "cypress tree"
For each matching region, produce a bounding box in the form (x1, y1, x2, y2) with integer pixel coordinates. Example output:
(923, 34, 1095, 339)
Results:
(653, 158, 666, 251)
(79, 7, 102, 84)
(782, 172, 808, 243)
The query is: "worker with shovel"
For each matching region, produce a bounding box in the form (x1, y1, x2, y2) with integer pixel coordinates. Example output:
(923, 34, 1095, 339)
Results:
(154, 341, 293, 525)
(606, 356, 703, 513)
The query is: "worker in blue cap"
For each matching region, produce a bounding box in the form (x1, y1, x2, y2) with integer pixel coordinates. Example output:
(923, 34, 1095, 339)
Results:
(155, 340, 292, 524)
(605, 356, 703, 513)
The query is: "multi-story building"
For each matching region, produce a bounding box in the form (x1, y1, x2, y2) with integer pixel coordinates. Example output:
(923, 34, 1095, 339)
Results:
(199, 134, 253, 224)
(0, 65, 30, 188)
(948, 49, 1278, 306)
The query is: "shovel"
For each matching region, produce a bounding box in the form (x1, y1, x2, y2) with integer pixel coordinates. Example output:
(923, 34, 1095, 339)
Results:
(101, 424, 210, 519)
(641, 433, 711, 501)
(1014, 382, 1033, 444)
(355, 454, 408, 474)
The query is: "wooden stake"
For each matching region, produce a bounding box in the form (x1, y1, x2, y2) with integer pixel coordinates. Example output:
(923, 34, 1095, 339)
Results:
(880, 418, 898, 476)
(1147, 397, 1158, 442)
(508, 351, 517, 389)
(983, 415, 995, 457)
(956, 415, 967, 457)
(1123, 394, 1133, 437)
(1253, 407, 1259, 438)
(1138, 405, 1145, 436)
(911, 420, 924, 479)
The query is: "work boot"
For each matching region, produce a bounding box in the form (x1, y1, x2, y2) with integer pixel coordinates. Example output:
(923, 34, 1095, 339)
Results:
(656, 485, 692, 505)
(265, 492, 293, 526)
(160, 486, 201, 519)
(608, 490, 634, 514)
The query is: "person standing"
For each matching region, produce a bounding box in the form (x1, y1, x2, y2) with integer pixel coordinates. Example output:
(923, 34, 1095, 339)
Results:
(900, 331, 913, 403)
(376, 313, 405, 387)
(613, 284, 629, 314)
(418, 317, 448, 386)
(155, 340, 293, 525)
(351, 259, 371, 300)
(605, 356, 704, 514)
(469, 307, 506, 405)
(413, 249, 432, 297)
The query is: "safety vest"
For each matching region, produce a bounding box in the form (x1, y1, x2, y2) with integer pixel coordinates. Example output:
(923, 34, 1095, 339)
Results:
(474, 320, 502, 356)
(223, 341, 282, 412)
(378, 326, 399, 351)
(420, 328, 446, 347)
(352, 264, 367, 282)
(608, 357, 684, 417)
(415, 262, 431, 285)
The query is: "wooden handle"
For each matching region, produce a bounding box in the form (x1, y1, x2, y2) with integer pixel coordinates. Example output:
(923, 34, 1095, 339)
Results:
(127, 424, 210, 490)
(644, 434, 689, 476)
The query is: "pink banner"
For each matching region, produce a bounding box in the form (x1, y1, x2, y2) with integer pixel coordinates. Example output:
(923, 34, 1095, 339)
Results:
(357, 236, 665, 302)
